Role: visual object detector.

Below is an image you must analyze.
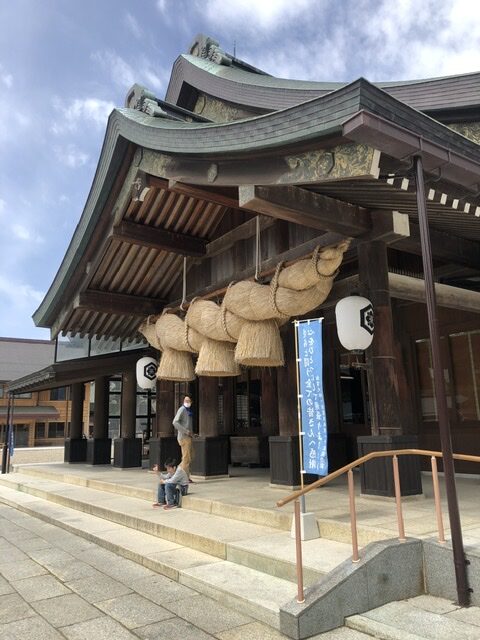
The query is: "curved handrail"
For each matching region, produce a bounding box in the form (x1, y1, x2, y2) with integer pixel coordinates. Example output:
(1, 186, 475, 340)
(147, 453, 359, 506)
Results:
(276, 448, 480, 508)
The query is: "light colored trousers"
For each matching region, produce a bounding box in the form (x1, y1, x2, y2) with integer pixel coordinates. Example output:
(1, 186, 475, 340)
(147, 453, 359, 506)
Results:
(180, 436, 193, 475)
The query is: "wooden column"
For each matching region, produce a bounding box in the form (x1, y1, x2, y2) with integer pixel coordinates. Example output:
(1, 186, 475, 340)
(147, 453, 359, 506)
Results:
(87, 376, 111, 465)
(357, 241, 422, 496)
(261, 369, 279, 437)
(198, 376, 218, 436)
(155, 380, 175, 437)
(192, 376, 229, 477)
(277, 326, 298, 436)
(92, 376, 109, 439)
(358, 241, 402, 435)
(120, 367, 136, 439)
(70, 383, 84, 439)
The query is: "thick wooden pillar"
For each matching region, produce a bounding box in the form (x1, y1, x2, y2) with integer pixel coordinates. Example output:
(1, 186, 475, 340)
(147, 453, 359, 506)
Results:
(148, 379, 179, 471)
(357, 240, 422, 496)
(261, 369, 278, 437)
(114, 367, 142, 468)
(120, 368, 136, 439)
(64, 382, 87, 463)
(358, 241, 402, 435)
(192, 376, 228, 477)
(270, 325, 301, 486)
(70, 383, 84, 439)
(92, 376, 109, 439)
(198, 376, 218, 436)
(87, 376, 111, 464)
(277, 326, 298, 436)
(155, 380, 175, 437)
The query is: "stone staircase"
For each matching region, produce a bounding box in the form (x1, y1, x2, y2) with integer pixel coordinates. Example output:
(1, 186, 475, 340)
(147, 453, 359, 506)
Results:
(0, 468, 353, 633)
(1, 467, 476, 639)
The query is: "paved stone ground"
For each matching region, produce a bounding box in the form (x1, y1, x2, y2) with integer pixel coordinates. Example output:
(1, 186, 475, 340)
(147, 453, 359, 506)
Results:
(0, 503, 366, 640)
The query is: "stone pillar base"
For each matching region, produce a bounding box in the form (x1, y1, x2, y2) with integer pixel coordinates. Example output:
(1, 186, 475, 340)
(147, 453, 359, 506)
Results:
(148, 437, 181, 471)
(113, 438, 142, 468)
(191, 436, 229, 477)
(64, 438, 87, 463)
(357, 435, 423, 497)
(269, 436, 318, 487)
(86, 438, 112, 465)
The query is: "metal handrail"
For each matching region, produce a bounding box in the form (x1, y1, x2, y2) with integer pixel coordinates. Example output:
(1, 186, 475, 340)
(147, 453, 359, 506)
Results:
(278, 448, 480, 603)
(277, 448, 480, 507)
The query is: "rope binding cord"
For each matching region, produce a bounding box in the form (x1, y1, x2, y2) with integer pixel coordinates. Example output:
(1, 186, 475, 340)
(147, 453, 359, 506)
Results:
(254, 215, 261, 282)
(180, 256, 188, 311)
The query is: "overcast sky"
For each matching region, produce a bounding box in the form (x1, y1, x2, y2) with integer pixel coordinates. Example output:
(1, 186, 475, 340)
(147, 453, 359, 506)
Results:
(0, 0, 478, 339)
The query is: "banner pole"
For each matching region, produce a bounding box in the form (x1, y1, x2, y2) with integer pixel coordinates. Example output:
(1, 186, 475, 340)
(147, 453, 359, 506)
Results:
(294, 321, 306, 513)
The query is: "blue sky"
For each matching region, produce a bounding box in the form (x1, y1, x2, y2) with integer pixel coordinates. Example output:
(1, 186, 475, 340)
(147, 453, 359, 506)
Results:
(0, 0, 478, 339)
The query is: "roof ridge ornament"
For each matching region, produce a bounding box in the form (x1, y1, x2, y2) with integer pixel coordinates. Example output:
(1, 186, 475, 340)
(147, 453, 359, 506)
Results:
(124, 84, 169, 118)
(189, 34, 232, 67)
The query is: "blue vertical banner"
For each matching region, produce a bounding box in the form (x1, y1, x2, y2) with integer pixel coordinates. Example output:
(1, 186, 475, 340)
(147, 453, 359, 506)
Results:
(7, 423, 14, 458)
(295, 318, 328, 476)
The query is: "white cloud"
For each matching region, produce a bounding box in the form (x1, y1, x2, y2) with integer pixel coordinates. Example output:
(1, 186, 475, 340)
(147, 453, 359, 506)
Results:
(91, 49, 168, 94)
(54, 144, 89, 168)
(0, 275, 44, 307)
(51, 97, 114, 135)
(124, 12, 142, 39)
(11, 223, 44, 244)
(0, 198, 5, 214)
(0, 63, 13, 88)
(194, 0, 316, 31)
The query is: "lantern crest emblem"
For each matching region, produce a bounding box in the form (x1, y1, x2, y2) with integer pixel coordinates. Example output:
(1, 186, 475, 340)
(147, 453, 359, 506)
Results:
(143, 361, 157, 380)
(360, 304, 374, 335)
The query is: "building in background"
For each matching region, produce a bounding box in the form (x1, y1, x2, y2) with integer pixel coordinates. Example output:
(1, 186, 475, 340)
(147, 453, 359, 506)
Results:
(0, 337, 89, 448)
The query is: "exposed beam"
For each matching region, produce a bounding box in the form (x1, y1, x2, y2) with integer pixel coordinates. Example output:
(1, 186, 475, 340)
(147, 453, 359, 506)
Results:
(356, 210, 410, 245)
(206, 216, 276, 258)
(112, 220, 207, 257)
(167, 180, 239, 209)
(239, 185, 371, 235)
(74, 290, 165, 317)
(398, 222, 480, 271)
(320, 272, 480, 314)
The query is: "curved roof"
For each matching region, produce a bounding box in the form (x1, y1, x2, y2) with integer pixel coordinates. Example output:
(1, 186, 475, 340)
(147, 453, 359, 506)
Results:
(166, 53, 480, 117)
(32, 36, 480, 341)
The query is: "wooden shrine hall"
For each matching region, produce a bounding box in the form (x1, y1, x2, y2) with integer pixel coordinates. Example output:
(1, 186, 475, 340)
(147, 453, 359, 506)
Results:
(9, 34, 480, 494)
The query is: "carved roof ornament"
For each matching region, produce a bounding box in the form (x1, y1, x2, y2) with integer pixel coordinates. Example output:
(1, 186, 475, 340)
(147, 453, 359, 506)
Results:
(124, 83, 169, 118)
(189, 34, 232, 67)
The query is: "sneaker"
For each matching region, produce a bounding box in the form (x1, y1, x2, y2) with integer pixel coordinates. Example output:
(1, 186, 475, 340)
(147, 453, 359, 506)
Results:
(163, 504, 177, 510)
(152, 502, 165, 508)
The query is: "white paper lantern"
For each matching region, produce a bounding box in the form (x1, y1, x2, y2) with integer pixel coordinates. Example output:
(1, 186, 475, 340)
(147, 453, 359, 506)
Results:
(335, 296, 374, 351)
(136, 357, 158, 390)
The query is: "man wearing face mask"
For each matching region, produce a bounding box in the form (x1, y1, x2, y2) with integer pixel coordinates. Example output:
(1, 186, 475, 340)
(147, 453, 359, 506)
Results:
(172, 395, 194, 479)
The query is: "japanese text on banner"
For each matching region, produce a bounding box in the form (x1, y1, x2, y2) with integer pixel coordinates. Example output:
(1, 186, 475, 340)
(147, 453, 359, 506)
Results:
(296, 318, 328, 476)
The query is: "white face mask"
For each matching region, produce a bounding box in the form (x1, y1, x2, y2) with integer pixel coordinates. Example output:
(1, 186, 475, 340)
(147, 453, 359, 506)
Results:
(184, 402, 191, 408)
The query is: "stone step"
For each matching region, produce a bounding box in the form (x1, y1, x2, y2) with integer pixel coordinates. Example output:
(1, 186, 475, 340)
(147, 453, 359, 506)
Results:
(0, 482, 296, 630)
(0, 473, 352, 586)
(346, 597, 480, 639)
(12, 464, 293, 530)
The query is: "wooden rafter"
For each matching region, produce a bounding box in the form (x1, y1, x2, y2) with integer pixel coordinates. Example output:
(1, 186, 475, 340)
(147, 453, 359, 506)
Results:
(74, 290, 165, 317)
(239, 185, 371, 235)
(111, 220, 207, 257)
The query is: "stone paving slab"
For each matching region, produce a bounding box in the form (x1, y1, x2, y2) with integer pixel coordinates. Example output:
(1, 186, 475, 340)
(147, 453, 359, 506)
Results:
(0, 614, 65, 639)
(0, 592, 36, 624)
(135, 616, 216, 639)
(162, 593, 253, 634)
(95, 592, 174, 628)
(31, 593, 101, 627)
(61, 616, 139, 640)
(12, 574, 72, 602)
(65, 572, 133, 603)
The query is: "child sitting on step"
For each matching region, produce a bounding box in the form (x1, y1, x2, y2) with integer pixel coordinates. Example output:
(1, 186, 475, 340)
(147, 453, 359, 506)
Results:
(152, 458, 189, 510)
